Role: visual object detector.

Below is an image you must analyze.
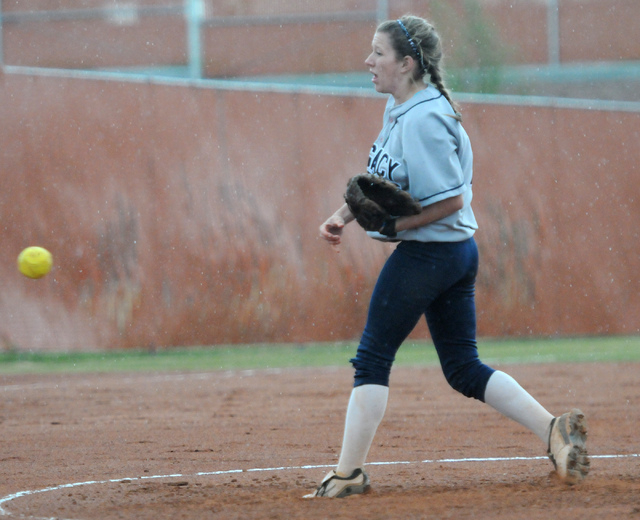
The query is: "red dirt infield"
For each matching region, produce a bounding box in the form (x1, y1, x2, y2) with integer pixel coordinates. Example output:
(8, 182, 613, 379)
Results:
(1, 362, 638, 519)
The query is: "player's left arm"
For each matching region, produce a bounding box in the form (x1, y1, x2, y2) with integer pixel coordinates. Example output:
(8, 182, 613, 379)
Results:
(394, 194, 463, 233)
(403, 111, 466, 205)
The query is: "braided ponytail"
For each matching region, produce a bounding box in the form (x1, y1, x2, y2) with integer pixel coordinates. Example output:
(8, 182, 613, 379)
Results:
(378, 15, 462, 121)
(426, 61, 462, 121)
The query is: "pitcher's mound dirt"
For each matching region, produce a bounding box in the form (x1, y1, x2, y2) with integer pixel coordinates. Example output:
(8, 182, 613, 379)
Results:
(1, 362, 638, 519)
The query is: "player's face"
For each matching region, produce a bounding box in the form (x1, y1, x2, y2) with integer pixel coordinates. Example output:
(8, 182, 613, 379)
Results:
(365, 32, 404, 97)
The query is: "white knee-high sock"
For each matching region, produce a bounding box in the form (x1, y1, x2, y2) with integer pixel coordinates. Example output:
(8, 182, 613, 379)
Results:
(336, 384, 389, 476)
(483, 370, 554, 443)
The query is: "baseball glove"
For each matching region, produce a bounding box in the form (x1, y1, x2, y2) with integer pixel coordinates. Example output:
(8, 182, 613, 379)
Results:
(344, 174, 421, 232)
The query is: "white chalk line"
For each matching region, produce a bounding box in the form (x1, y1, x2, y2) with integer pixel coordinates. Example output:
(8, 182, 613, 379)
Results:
(0, 453, 638, 518)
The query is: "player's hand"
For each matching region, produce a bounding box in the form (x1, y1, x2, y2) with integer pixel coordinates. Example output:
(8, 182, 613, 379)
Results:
(319, 215, 345, 251)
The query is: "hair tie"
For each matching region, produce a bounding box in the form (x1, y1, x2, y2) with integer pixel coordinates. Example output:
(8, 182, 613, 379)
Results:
(396, 19, 425, 71)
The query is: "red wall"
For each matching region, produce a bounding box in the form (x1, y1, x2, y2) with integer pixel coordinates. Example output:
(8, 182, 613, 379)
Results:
(0, 69, 638, 351)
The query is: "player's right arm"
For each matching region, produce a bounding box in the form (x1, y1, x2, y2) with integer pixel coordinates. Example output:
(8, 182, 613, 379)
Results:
(319, 203, 355, 247)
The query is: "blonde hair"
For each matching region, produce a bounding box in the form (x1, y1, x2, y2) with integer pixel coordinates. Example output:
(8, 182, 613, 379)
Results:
(378, 15, 461, 121)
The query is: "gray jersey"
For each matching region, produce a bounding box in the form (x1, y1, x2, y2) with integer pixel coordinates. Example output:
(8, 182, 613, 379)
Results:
(366, 85, 477, 243)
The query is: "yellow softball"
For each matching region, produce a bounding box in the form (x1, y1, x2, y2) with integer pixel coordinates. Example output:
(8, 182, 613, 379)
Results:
(17, 246, 53, 279)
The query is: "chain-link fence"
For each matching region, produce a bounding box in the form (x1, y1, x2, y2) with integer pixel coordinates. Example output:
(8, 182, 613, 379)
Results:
(0, 1, 389, 76)
(1, 1, 639, 100)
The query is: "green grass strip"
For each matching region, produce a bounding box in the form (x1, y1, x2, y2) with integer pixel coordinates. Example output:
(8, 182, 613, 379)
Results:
(0, 336, 638, 375)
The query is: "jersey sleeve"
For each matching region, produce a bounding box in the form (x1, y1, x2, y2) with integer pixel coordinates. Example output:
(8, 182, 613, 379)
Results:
(401, 111, 466, 206)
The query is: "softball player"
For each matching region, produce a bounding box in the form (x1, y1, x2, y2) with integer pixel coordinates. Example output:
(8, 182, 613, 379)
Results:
(307, 15, 589, 498)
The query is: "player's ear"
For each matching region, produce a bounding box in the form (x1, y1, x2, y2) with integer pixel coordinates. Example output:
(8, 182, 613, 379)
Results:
(401, 55, 415, 74)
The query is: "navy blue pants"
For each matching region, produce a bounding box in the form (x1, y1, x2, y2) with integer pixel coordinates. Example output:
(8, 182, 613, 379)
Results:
(351, 237, 495, 401)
